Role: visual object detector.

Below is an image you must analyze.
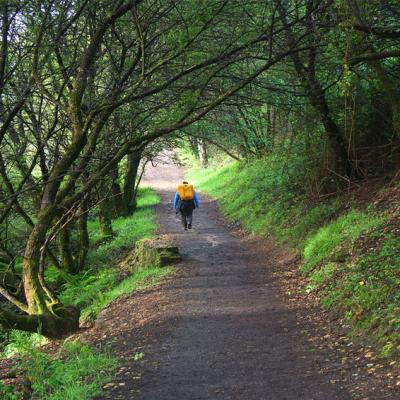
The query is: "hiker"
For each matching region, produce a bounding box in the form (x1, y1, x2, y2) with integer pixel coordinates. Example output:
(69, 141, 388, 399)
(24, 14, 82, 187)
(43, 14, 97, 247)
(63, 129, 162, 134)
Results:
(173, 181, 199, 230)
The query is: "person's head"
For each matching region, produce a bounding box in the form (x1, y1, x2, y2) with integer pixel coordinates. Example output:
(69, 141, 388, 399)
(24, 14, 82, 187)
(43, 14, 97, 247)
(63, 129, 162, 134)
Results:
(182, 181, 189, 184)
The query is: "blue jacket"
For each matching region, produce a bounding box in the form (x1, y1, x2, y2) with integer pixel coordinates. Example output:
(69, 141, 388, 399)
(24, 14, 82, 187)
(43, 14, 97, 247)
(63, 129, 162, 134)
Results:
(173, 191, 199, 209)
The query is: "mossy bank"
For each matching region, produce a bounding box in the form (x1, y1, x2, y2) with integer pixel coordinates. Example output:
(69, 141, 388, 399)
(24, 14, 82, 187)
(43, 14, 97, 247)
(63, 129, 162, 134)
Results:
(187, 159, 400, 359)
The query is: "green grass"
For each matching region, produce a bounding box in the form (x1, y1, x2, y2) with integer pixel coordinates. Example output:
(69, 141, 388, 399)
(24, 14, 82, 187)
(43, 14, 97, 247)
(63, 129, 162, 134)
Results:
(0, 381, 21, 400)
(78, 266, 173, 322)
(86, 187, 160, 265)
(187, 158, 341, 246)
(14, 339, 116, 400)
(188, 157, 398, 357)
(3, 331, 48, 358)
(44, 187, 165, 317)
(56, 187, 174, 323)
(44, 187, 160, 288)
(302, 210, 384, 274)
(321, 231, 400, 357)
(305, 262, 337, 293)
(2, 187, 175, 399)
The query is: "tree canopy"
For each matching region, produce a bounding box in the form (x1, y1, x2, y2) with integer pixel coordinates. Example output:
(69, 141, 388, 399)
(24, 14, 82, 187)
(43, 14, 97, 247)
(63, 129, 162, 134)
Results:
(0, 0, 399, 336)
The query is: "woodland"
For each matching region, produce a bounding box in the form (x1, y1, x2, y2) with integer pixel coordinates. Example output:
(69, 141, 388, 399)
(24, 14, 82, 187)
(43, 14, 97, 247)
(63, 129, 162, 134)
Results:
(0, 0, 399, 396)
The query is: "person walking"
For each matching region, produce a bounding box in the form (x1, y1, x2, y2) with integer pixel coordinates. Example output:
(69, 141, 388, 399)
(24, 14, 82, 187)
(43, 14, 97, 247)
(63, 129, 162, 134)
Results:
(173, 181, 199, 230)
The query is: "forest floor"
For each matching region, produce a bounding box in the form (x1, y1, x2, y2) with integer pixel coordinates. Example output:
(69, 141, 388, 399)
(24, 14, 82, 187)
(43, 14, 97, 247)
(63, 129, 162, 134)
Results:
(84, 157, 398, 400)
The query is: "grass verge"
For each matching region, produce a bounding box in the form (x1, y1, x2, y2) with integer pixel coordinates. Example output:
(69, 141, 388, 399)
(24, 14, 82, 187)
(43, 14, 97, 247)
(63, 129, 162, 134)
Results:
(187, 159, 399, 358)
(46, 187, 165, 323)
(1, 187, 175, 399)
(187, 159, 342, 247)
(62, 266, 174, 323)
(2, 337, 116, 400)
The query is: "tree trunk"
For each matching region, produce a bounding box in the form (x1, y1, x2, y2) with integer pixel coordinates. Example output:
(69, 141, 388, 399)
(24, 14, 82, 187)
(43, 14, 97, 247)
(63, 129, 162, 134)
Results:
(77, 195, 90, 270)
(279, 4, 354, 178)
(110, 165, 124, 217)
(368, 60, 400, 137)
(0, 306, 80, 338)
(23, 210, 57, 315)
(188, 137, 199, 158)
(198, 139, 208, 168)
(303, 65, 353, 177)
(59, 227, 78, 275)
(270, 106, 277, 148)
(21, 208, 80, 337)
(98, 199, 113, 237)
(307, 81, 353, 177)
(122, 150, 142, 216)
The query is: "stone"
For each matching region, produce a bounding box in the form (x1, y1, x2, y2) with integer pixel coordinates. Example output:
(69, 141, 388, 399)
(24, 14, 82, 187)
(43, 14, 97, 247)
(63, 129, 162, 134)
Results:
(119, 235, 181, 274)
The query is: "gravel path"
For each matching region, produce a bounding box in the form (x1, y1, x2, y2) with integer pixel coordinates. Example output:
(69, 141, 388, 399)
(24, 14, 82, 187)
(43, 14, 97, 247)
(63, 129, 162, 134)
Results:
(93, 157, 355, 400)
(129, 158, 350, 400)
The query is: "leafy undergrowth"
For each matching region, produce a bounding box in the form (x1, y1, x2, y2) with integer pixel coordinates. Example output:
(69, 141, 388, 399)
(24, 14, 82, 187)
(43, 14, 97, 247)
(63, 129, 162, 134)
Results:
(302, 210, 384, 274)
(2, 337, 116, 400)
(188, 159, 400, 358)
(312, 213, 400, 358)
(62, 266, 173, 323)
(1, 187, 174, 399)
(86, 187, 159, 266)
(46, 187, 163, 323)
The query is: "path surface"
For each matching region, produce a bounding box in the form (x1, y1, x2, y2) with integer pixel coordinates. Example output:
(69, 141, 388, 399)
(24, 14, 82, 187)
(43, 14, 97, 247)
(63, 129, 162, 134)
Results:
(95, 158, 353, 400)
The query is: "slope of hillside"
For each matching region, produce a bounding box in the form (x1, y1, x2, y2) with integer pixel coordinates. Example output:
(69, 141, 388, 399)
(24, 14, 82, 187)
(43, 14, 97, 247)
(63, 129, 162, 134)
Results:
(187, 160, 400, 360)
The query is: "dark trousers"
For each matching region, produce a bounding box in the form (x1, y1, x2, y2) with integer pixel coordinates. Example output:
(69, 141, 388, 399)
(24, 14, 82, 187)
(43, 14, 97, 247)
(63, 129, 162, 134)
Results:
(180, 209, 193, 228)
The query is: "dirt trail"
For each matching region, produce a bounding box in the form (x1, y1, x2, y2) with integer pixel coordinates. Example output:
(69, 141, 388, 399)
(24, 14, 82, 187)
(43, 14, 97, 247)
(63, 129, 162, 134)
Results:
(92, 157, 399, 400)
(95, 158, 355, 400)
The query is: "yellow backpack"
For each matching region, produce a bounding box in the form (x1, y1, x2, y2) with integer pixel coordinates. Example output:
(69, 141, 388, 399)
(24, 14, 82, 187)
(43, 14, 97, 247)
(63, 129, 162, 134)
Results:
(177, 183, 194, 200)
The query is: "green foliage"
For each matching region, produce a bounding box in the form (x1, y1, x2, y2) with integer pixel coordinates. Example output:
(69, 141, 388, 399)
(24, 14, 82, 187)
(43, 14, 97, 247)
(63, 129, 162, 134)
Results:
(0, 331, 10, 353)
(187, 150, 340, 247)
(59, 269, 116, 311)
(55, 187, 173, 322)
(305, 262, 337, 293)
(189, 156, 398, 357)
(302, 210, 384, 274)
(1, 187, 174, 399)
(44, 187, 160, 287)
(87, 187, 159, 260)
(321, 232, 400, 357)
(3, 337, 116, 400)
(288, 200, 342, 244)
(80, 266, 173, 322)
(0, 381, 22, 400)
(3, 331, 48, 358)
(18, 340, 116, 400)
(133, 352, 145, 361)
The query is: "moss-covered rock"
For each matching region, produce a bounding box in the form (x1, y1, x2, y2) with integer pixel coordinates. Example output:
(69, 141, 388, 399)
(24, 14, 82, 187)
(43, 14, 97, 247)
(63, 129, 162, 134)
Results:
(119, 236, 181, 274)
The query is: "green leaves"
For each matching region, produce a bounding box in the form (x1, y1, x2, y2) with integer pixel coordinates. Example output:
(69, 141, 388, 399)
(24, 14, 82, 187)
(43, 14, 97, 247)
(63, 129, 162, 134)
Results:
(24, 340, 117, 400)
(0, 382, 22, 400)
